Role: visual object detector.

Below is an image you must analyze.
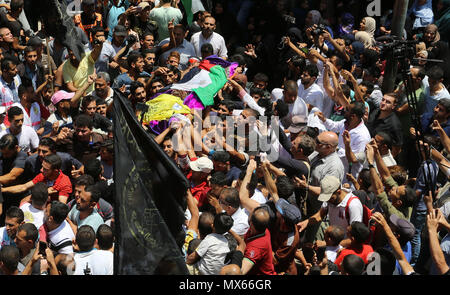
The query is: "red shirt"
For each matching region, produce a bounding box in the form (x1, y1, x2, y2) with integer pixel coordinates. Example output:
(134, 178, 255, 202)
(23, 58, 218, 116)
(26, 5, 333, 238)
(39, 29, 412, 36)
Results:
(244, 229, 277, 275)
(186, 170, 211, 208)
(334, 244, 374, 271)
(32, 170, 73, 200)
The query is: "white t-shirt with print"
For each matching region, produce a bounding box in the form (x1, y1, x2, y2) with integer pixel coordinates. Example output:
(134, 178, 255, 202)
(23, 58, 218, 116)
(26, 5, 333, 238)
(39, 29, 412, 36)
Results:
(20, 202, 44, 230)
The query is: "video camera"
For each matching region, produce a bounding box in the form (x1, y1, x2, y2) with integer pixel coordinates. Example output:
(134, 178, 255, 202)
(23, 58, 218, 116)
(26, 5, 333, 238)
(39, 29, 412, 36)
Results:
(311, 24, 327, 36)
(377, 36, 418, 61)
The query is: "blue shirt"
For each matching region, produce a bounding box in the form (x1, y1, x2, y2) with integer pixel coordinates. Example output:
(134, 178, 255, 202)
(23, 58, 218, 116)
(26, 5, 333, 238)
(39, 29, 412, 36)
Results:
(68, 206, 104, 233)
(421, 111, 450, 137)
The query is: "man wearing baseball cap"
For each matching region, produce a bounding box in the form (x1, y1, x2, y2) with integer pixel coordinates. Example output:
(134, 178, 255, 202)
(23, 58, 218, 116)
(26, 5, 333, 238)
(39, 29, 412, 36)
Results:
(46, 90, 75, 131)
(187, 157, 214, 208)
(297, 175, 363, 242)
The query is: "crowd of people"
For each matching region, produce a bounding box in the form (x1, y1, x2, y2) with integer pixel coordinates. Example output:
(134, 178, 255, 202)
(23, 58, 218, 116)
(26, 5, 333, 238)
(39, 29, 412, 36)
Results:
(0, 0, 448, 276)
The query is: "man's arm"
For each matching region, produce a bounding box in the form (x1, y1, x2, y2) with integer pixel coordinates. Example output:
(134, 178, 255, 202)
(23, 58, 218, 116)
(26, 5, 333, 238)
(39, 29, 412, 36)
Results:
(0, 177, 31, 192)
(343, 130, 358, 164)
(427, 209, 450, 275)
(239, 159, 261, 214)
(186, 250, 201, 265)
(70, 74, 96, 108)
(241, 258, 255, 275)
(432, 120, 450, 153)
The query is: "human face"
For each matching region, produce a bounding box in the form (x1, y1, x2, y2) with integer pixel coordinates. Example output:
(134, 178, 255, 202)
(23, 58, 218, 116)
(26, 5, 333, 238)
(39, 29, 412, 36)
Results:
(164, 71, 176, 84)
(300, 71, 314, 86)
(141, 34, 155, 49)
(315, 134, 336, 156)
(10, 114, 24, 132)
(253, 80, 267, 90)
(4, 63, 18, 80)
(74, 184, 85, 202)
(424, 29, 436, 43)
(14, 230, 31, 253)
(0, 29, 14, 43)
(388, 185, 406, 207)
(202, 17, 216, 36)
(85, 101, 97, 116)
(213, 160, 228, 172)
(5, 217, 21, 239)
(379, 95, 396, 112)
(96, 103, 107, 116)
(162, 139, 174, 158)
(251, 93, 262, 102)
(167, 56, 179, 68)
(434, 103, 448, 121)
(76, 190, 93, 211)
(133, 57, 145, 73)
(173, 27, 186, 46)
(25, 50, 38, 67)
(283, 90, 297, 104)
(74, 125, 92, 142)
(41, 160, 55, 179)
(95, 78, 109, 97)
(37, 145, 53, 162)
(150, 81, 164, 95)
(133, 87, 146, 102)
(290, 136, 303, 158)
(100, 147, 113, 161)
(360, 19, 366, 31)
(144, 53, 156, 68)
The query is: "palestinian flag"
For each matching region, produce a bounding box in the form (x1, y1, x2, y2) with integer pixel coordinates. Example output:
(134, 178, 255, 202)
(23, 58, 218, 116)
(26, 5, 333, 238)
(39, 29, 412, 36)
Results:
(171, 56, 238, 108)
(181, 0, 205, 25)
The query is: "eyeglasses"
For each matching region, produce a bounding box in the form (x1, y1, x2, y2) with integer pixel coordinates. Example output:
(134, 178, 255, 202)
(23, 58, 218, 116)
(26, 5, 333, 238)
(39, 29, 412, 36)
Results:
(316, 138, 332, 147)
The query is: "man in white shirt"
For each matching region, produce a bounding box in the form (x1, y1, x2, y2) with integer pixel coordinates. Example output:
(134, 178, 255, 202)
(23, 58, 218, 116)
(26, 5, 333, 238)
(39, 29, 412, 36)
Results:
(0, 106, 39, 153)
(190, 16, 227, 59)
(43, 201, 74, 255)
(317, 101, 372, 179)
(158, 24, 196, 70)
(422, 66, 450, 113)
(271, 80, 309, 130)
(20, 182, 47, 230)
(216, 188, 249, 236)
(72, 225, 113, 275)
(298, 64, 324, 113)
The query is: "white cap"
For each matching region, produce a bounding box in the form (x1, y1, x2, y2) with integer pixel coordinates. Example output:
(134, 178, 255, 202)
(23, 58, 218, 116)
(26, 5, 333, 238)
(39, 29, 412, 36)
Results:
(189, 157, 214, 173)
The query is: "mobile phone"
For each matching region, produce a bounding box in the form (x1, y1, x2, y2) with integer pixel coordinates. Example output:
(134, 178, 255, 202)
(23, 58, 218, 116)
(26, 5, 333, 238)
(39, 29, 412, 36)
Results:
(300, 47, 309, 54)
(302, 247, 315, 263)
(39, 241, 47, 256)
(316, 246, 326, 261)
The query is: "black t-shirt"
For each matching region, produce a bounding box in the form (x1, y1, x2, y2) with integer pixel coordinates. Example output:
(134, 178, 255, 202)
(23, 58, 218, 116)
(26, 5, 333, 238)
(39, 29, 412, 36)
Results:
(0, 151, 27, 180)
(0, 11, 22, 37)
(367, 109, 404, 146)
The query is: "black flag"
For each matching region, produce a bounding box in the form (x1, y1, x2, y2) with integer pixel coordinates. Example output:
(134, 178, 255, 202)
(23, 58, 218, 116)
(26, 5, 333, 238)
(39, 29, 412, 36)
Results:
(113, 89, 189, 275)
(34, 0, 86, 61)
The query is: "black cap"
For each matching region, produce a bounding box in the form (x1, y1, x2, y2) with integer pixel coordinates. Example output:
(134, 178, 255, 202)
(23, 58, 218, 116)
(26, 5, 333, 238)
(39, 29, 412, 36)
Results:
(83, 0, 96, 5)
(27, 36, 43, 47)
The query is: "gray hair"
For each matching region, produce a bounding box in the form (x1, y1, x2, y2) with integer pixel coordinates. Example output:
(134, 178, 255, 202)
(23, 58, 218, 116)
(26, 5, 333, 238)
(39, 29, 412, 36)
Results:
(97, 72, 111, 84)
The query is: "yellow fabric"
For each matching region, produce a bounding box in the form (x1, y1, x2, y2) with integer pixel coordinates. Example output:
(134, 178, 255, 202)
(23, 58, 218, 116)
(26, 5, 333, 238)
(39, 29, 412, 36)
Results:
(62, 52, 95, 93)
(141, 94, 191, 123)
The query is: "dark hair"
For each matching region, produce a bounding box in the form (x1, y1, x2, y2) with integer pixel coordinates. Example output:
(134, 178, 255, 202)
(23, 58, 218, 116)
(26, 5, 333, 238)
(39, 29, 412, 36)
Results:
(49, 201, 70, 224)
(96, 224, 114, 250)
(91, 26, 105, 36)
(358, 169, 371, 189)
(250, 87, 265, 98)
(220, 187, 240, 209)
(275, 100, 289, 118)
(210, 171, 228, 186)
(364, 66, 381, 79)
(24, 46, 37, 57)
(384, 92, 400, 106)
(198, 211, 214, 237)
(283, 80, 298, 93)
(1, 58, 16, 72)
(10, 0, 24, 12)
(376, 132, 393, 150)
(130, 81, 145, 96)
(7, 106, 23, 121)
(276, 176, 294, 199)
(6, 206, 24, 223)
(350, 221, 370, 244)
(229, 54, 246, 67)
(350, 101, 365, 119)
(298, 134, 316, 156)
(84, 159, 102, 181)
(81, 95, 97, 111)
(76, 225, 96, 252)
(30, 182, 49, 207)
(18, 223, 38, 244)
(326, 225, 345, 246)
(388, 165, 408, 186)
(74, 114, 94, 129)
(212, 151, 230, 163)
(0, 134, 18, 150)
(342, 254, 365, 275)
(290, 55, 306, 70)
(253, 73, 269, 83)
(0, 245, 20, 272)
(401, 186, 416, 208)
(75, 174, 95, 187)
(43, 154, 62, 170)
(304, 64, 319, 78)
(127, 52, 143, 68)
(427, 65, 444, 81)
(438, 98, 450, 113)
(84, 185, 101, 203)
(167, 65, 181, 79)
(250, 206, 270, 233)
(96, 97, 107, 106)
(39, 137, 57, 152)
(213, 212, 234, 234)
(359, 81, 374, 95)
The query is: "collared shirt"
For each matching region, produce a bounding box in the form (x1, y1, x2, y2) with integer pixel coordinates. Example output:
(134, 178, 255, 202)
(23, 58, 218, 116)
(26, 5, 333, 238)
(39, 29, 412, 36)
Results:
(230, 207, 250, 236)
(24, 64, 38, 90)
(190, 31, 228, 59)
(324, 119, 372, 178)
(367, 109, 404, 146)
(421, 111, 450, 137)
(157, 38, 197, 70)
(322, 191, 363, 233)
(297, 82, 325, 112)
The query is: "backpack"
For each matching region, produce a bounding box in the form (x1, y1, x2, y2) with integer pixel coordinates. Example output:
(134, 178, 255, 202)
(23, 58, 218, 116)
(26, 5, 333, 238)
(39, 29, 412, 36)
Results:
(345, 195, 373, 228)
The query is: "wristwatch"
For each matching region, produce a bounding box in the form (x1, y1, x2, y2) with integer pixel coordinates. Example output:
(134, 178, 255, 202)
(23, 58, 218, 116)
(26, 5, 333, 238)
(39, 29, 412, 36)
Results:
(368, 163, 375, 169)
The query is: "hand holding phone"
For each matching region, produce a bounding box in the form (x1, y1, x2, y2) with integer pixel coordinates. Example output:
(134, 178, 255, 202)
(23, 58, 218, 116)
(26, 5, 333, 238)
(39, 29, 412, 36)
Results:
(39, 241, 47, 257)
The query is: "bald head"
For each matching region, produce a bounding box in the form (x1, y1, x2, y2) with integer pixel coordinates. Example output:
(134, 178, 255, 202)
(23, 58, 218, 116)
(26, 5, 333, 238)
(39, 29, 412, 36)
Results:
(234, 74, 248, 87)
(220, 264, 242, 275)
(316, 131, 338, 157)
(251, 207, 270, 233)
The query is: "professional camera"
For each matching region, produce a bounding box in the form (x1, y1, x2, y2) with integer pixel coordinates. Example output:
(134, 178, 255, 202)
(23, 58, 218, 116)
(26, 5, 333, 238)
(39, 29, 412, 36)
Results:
(311, 24, 327, 36)
(379, 39, 418, 61)
(126, 34, 138, 46)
